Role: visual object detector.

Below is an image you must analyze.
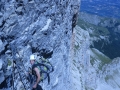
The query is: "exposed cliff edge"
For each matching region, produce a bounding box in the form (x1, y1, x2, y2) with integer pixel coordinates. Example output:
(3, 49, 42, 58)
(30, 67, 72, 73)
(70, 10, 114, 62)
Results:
(0, 0, 80, 90)
(1, 1, 120, 90)
(76, 12, 120, 90)
(74, 25, 120, 90)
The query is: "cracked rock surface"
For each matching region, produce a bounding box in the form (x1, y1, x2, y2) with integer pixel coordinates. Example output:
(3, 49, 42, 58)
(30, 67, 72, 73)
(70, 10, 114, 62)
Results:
(0, 0, 81, 90)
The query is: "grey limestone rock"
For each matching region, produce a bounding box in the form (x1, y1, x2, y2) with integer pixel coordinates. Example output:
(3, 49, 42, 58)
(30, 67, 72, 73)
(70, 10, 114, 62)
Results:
(0, 0, 81, 90)
(0, 70, 4, 84)
(0, 39, 4, 53)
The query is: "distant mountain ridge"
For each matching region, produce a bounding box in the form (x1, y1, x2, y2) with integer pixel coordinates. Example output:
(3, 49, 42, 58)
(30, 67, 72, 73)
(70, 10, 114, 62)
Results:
(78, 12, 120, 59)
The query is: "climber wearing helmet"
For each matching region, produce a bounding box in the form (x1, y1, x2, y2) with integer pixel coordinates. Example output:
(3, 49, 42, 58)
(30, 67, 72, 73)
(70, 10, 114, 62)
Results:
(29, 54, 43, 90)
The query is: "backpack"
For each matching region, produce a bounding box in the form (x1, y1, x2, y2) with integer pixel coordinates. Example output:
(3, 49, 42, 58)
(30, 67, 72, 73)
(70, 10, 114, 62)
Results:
(32, 57, 54, 84)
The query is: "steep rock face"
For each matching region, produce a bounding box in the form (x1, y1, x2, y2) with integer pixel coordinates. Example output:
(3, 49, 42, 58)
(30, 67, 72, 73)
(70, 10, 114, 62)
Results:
(74, 25, 120, 90)
(88, 47, 120, 90)
(0, 0, 81, 90)
(72, 26, 92, 90)
(77, 12, 120, 90)
(97, 57, 120, 90)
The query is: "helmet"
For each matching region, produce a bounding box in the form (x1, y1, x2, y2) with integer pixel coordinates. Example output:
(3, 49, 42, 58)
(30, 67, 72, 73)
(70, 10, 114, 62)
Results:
(30, 54, 36, 61)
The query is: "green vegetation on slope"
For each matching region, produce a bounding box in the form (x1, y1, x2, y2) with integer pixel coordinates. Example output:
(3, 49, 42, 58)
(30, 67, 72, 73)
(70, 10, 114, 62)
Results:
(90, 48, 111, 70)
(8, 59, 12, 66)
(77, 18, 110, 37)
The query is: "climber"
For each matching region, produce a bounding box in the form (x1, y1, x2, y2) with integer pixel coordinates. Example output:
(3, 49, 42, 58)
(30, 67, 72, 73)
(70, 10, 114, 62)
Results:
(29, 54, 43, 90)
